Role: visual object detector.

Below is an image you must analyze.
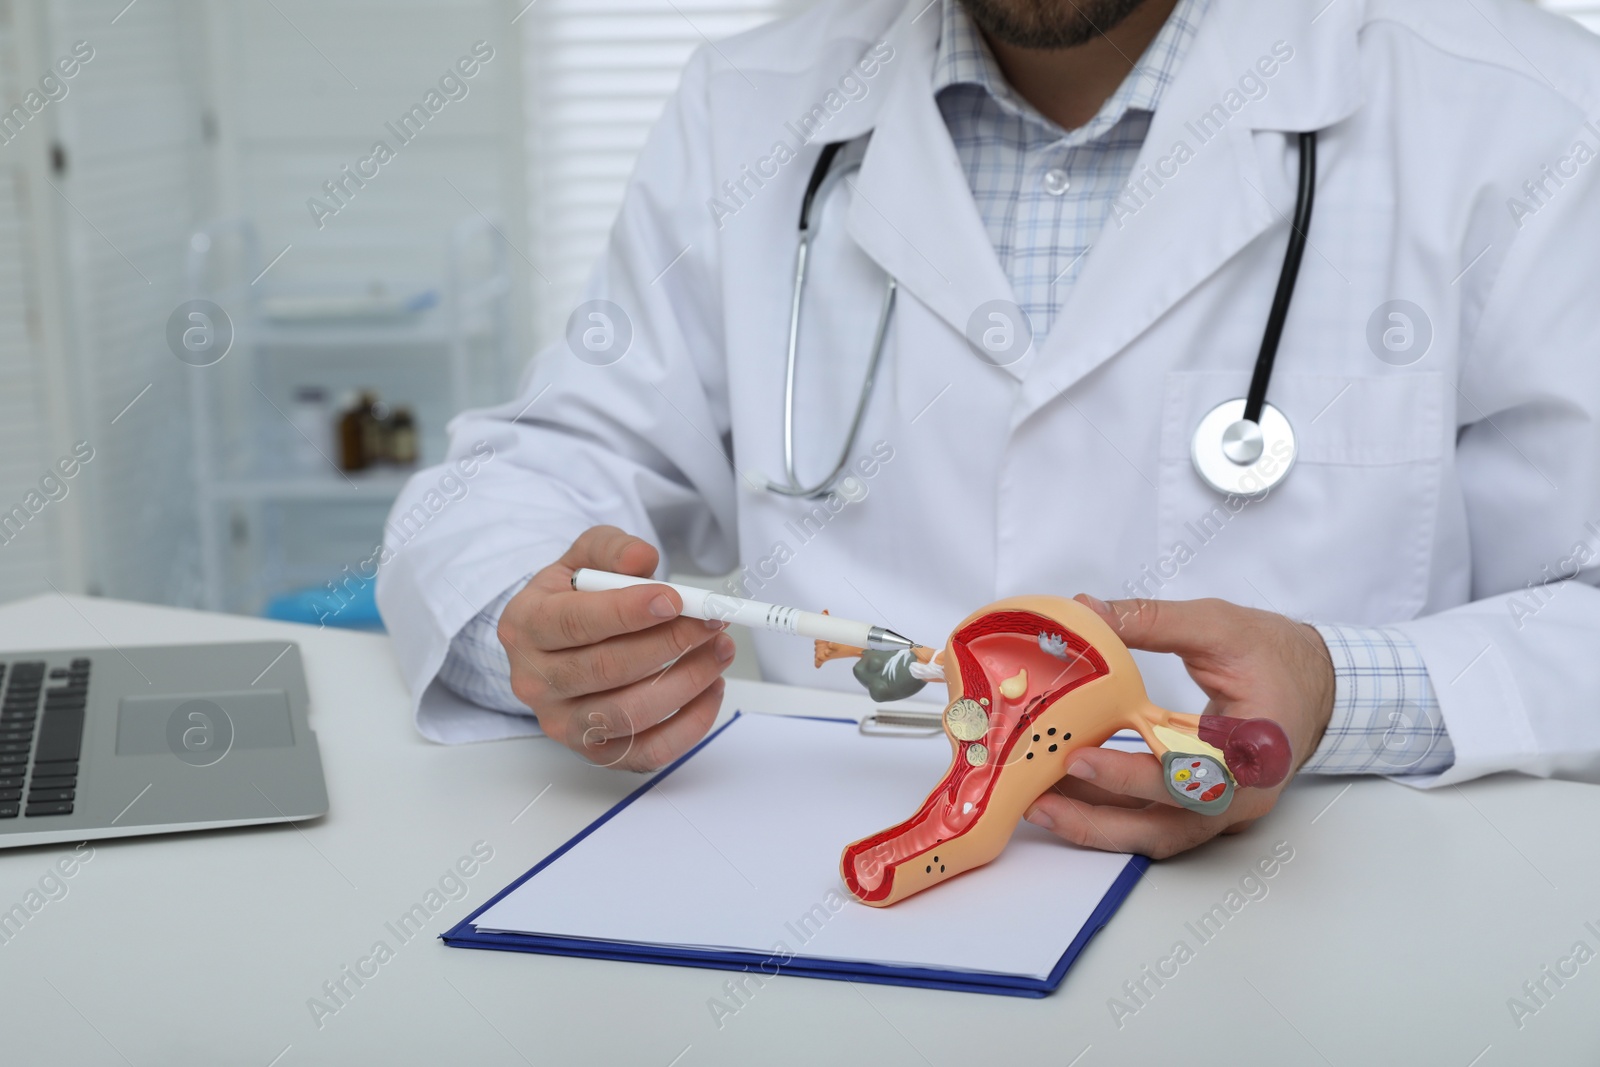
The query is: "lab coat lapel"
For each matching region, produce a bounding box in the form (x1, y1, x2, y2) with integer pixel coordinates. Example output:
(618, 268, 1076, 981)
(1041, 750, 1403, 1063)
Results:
(1016, 0, 1365, 424)
(845, 2, 1027, 380)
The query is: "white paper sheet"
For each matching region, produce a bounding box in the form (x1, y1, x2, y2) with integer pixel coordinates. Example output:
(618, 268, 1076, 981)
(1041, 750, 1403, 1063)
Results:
(474, 713, 1139, 980)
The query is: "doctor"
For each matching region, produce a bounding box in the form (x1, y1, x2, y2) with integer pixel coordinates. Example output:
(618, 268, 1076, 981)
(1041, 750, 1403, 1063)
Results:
(377, 0, 1600, 858)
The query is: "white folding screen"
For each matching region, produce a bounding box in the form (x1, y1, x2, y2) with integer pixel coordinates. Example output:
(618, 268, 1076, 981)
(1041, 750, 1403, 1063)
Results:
(0, 0, 85, 601)
(520, 0, 808, 349)
(40, 0, 214, 605)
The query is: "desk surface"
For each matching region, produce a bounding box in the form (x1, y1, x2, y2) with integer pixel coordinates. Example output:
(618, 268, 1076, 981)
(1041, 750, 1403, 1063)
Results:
(0, 595, 1594, 1066)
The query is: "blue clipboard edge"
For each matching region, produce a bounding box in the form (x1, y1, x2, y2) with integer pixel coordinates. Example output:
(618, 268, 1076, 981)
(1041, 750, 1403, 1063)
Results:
(442, 709, 1151, 998)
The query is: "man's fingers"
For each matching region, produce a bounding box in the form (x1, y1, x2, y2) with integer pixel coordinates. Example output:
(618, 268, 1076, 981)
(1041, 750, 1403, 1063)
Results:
(542, 616, 727, 698)
(557, 525, 659, 578)
(532, 528, 683, 649)
(568, 634, 735, 741)
(532, 584, 684, 651)
(1024, 793, 1216, 860)
(1044, 775, 1154, 810)
(1057, 747, 1182, 808)
(1075, 594, 1237, 657)
(604, 677, 727, 773)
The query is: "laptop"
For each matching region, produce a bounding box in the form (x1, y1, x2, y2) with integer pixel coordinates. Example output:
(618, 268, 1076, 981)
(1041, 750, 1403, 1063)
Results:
(0, 641, 328, 849)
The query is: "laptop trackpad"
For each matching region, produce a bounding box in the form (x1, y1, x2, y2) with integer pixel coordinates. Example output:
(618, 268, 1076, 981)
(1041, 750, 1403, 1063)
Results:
(116, 690, 295, 760)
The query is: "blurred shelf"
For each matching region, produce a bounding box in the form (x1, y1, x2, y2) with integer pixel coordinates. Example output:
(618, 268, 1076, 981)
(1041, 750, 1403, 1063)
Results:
(188, 215, 513, 612)
(203, 470, 415, 502)
(249, 319, 496, 349)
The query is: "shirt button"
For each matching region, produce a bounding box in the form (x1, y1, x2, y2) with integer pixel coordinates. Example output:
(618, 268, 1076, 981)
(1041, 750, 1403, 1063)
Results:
(1043, 168, 1071, 195)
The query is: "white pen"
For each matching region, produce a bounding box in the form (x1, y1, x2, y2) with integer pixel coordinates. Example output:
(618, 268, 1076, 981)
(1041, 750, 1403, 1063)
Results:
(570, 569, 921, 652)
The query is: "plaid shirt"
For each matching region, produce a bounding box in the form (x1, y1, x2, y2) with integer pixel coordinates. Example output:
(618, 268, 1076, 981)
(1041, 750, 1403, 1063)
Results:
(932, 0, 1203, 341)
(1305, 625, 1452, 776)
(437, 0, 1455, 777)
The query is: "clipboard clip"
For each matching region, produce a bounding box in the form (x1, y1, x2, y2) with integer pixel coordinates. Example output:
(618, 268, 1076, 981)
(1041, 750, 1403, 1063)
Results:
(859, 709, 944, 738)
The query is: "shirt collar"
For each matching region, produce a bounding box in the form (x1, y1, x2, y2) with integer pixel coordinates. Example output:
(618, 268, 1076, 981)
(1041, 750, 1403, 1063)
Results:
(931, 0, 1210, 141)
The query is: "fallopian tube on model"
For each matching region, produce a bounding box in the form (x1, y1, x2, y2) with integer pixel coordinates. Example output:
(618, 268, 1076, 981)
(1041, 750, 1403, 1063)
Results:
(817, 596, 1291, 908)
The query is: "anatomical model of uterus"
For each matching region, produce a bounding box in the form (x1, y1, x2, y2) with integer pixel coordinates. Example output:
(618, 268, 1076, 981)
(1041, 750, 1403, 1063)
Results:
(817, 596, 1291, 908)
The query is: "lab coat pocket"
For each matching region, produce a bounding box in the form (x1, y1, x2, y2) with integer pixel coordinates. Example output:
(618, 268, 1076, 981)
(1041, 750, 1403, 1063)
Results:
(1154, 371, 1447, 625)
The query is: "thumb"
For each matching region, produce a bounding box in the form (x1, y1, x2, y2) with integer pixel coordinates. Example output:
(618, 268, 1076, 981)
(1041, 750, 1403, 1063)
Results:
(559, 525, 660, 579)
(1074, 594, 1231, 658)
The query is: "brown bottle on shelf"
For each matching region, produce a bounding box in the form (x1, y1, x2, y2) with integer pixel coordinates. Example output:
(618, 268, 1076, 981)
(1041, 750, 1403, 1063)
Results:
(364, 399, 392, 466)
(338, 390, 378, 471)
(389, 407, 418, 466)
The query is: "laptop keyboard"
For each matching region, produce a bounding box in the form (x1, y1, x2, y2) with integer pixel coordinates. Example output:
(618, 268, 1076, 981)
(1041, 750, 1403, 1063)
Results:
(0, 658, 90, 818)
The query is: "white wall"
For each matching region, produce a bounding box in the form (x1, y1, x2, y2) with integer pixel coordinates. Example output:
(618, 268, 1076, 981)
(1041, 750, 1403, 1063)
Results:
(206, 0, 528, 306)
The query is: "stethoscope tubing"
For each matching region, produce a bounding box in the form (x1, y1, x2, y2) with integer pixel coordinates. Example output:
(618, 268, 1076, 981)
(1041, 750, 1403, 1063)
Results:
(1244, 131, 1317, 425)
(770, 140, 894, 499)
(769, 129, 1318, 500)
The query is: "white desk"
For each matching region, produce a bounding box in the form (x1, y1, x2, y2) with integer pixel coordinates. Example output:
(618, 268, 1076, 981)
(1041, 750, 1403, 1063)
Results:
(0, 595, 1595, 1066)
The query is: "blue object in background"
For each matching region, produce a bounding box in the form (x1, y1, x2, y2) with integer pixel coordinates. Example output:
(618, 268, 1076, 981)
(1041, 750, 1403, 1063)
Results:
(263, 576, 385, 631)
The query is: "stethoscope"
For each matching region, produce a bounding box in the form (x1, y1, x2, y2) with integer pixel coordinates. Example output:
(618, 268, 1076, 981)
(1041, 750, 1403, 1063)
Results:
(765, 130, 1317, 500)
(765, 138, 897, 498)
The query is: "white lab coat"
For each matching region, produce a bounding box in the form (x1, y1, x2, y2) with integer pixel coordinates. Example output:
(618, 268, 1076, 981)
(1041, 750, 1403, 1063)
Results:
(376, 0, 1600, 787)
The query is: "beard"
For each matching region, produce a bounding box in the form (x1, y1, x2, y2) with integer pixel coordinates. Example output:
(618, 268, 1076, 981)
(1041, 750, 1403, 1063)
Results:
(956, 0, 1152, 49)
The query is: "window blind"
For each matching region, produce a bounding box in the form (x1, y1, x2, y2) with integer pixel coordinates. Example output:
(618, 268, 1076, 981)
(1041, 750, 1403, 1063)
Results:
(520, 0, 807, 348)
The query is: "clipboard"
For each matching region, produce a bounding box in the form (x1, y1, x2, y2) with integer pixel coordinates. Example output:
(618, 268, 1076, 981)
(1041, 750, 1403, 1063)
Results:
(442, 711, 1149, 998)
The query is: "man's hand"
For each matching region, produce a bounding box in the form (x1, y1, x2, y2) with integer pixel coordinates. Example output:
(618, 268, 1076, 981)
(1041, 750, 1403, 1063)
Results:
(497, 526, 735, 772)
(1023, 595, 1335, 859)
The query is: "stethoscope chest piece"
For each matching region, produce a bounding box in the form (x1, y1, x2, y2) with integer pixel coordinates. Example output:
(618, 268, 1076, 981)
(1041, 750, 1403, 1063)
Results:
(1190, 398, 1296, 497)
